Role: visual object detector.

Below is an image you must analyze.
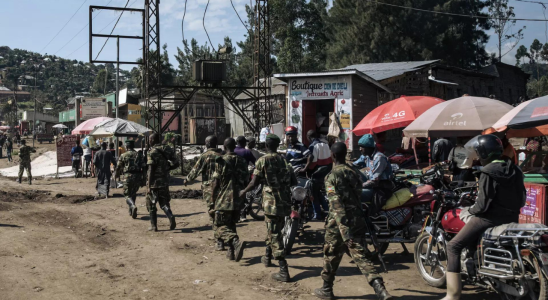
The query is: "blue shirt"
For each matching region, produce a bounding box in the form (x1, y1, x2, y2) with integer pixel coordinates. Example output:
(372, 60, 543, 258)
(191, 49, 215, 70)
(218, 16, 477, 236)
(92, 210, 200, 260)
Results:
(353, 151, 393, 181)
(71, 146, 83, 161)
(286, 142, 307, 166)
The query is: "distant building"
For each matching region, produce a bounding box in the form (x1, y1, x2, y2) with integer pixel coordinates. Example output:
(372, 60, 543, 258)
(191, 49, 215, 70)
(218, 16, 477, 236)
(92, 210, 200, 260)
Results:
(342, 60, 529, 105)
(0, 90, 31, 102)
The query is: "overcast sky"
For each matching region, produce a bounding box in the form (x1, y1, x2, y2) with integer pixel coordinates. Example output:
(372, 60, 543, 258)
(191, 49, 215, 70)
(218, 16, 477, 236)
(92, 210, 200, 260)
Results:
(0, 0, 546, 70)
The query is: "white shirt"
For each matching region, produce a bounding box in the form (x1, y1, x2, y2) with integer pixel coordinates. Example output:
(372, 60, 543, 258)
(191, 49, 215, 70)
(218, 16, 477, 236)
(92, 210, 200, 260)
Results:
(448, 146, 474, 169)
(84, 147, 92, 156)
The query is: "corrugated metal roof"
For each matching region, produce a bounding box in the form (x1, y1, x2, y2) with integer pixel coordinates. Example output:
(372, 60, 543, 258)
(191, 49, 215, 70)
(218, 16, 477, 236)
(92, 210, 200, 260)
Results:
(234, 77, 287, 100)
(342, 60, 439, 81)
(478, 65, 499, 77)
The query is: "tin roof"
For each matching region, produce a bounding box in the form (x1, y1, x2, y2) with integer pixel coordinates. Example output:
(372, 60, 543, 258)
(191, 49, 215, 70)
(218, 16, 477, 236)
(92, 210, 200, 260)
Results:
(235, 77, 287, 100)
(274, 70, 392, 93)
(342, 60, 439, 81)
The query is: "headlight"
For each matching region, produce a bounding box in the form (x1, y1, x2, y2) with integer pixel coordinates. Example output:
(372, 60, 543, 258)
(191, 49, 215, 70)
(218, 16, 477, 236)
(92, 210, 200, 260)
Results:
(292, 186, 307, 201)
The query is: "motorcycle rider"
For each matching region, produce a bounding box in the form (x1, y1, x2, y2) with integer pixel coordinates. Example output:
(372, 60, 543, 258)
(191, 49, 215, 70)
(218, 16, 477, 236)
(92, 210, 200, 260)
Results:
(284, 126, 307, 167)
(354, 134, 393, 214)
(442, 134, 526, 300)
(302, 130, 332, 220)
(71, 140, 84, 178)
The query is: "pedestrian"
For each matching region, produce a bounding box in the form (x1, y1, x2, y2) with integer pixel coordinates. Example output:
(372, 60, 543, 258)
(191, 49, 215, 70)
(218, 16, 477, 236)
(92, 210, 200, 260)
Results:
(118, 141, 126, 156)
(93, 142, 116, 198)
(6, 137, 13, 162)
(71, 140, 84, 178)
(302, 130, 332, 220)
(314, 142, 392, 300)
(146, 133, 178, 231)
(18, 139, 35, 185)
(212, 137, 248, 261)
(83, 145, 92, 176)
(239, 134, 297, 282)
(285, 126, 308, 167)
(433, 137, 453, 163)
(15, 132, 21, 146)
(246, 137, 263, 161)
(234, 136, 256, 166)
(0, 134, 4, 159)
(184, 136, 225, 248)
(115, 140, 144, 219)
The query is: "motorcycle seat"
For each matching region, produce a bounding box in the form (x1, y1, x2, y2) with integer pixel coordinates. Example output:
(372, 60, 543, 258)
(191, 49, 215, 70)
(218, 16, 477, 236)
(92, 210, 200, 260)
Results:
(483, 223, 548, 240)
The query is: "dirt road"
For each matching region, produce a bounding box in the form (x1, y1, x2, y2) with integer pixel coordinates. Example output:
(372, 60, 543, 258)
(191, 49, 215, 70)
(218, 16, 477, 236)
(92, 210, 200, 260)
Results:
(0, 175, 494, 300)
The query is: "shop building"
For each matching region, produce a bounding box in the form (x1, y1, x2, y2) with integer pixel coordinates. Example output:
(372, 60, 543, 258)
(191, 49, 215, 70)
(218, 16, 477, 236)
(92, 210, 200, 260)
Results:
(274, 70, 391, 156)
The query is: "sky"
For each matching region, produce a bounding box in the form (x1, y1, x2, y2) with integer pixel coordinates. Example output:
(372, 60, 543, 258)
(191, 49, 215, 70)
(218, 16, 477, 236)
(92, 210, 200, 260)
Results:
(0, 0, 547, 71)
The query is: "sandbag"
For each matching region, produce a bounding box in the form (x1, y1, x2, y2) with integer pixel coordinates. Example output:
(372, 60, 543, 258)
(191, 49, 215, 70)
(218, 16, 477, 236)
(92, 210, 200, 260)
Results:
(382, 188, 413, 210)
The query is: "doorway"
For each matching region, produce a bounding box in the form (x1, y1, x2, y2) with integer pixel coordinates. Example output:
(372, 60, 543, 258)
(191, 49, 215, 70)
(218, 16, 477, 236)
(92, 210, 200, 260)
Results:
(302, 99, 334, 142)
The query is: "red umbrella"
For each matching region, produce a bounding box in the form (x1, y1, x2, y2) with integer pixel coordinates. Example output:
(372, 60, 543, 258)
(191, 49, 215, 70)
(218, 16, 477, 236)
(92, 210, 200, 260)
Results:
(71, 117, 113, 135)
(353, 96, 444, 136)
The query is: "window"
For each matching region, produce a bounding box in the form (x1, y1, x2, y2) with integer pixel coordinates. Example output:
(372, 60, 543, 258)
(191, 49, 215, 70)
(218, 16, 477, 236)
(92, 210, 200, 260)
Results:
(196, 108, 203, 117)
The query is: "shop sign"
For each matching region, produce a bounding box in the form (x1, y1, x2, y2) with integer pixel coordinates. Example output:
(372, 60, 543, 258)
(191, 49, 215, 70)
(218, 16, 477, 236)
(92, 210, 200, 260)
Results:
(81, 98, 106, 120)
(57, 135, 78, 167)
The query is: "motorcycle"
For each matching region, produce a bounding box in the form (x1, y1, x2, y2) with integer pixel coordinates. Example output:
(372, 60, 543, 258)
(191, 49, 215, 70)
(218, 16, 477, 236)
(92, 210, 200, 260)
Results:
(414, 187, 548, 299)
(241, 165, 265, 221)
(364, 162, 450, 255)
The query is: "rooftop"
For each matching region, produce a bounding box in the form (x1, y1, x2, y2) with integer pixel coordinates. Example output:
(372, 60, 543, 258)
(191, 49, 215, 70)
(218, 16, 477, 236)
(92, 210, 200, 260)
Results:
(342, 60, 440, 81)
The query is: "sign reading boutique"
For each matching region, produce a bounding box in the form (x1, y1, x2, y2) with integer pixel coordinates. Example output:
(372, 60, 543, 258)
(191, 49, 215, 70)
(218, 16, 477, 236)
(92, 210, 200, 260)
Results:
(288, 76, 354, 149)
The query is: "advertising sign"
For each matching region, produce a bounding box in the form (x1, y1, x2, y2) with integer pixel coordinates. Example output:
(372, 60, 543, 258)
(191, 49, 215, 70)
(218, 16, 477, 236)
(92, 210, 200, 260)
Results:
(81, 98, 106, 120)
(288, 76, 353, 149)
(56, 135, 78, 167)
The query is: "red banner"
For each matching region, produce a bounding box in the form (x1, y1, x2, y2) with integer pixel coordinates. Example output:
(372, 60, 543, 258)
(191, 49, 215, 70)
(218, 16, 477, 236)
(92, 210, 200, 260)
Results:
(56, 135, 78, 167)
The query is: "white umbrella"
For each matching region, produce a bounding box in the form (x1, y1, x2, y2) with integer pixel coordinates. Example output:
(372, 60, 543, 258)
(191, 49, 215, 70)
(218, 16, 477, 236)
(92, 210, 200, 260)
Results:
(52, 124, 68, 129)
(89, 118, 152, 138)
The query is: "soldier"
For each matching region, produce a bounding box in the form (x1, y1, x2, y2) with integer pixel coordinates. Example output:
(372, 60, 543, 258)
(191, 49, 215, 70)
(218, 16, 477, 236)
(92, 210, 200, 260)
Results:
(146, 133, 178, 232)
(184, 135, 225, 250)
(239, 134, 296, 282)
(115, 140, 145, 219)
(18, 139, 35, 185)
(212, 138, 248, 261)
(314, 142, 392, 300)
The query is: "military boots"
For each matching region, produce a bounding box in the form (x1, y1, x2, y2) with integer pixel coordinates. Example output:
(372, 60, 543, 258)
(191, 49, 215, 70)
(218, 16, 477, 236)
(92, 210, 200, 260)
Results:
(370, 279, 393, 300)
(161, 205, 176, 230)
(232, 237, 246, 262)
(314, 280, 335, 300)
(262, 246, 272, 267)
(216, 239, 225, 251)
(126, 198, 137, 219)
(148, 211, 158, 232)
(226, 244, 235, 261)
(271, 259, 291, 282)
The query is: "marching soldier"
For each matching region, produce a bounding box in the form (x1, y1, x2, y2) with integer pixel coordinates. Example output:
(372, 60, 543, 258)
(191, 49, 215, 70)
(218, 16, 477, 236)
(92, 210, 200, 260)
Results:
(18, 139, 35, 185)
(240, 134, 296, 282)
(211, 138, 248, 261)
(314, 142, 392, 300)
(146, 133, 178, 232)
(115, 140, 145, 219)
(184, 135, 226, 250)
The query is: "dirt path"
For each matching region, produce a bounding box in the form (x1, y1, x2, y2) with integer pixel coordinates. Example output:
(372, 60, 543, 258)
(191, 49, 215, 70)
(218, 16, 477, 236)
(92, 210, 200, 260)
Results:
(0, 176, 494, 300)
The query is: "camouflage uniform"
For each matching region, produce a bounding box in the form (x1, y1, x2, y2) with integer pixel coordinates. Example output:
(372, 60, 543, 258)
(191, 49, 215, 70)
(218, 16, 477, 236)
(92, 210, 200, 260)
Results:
(253, 153, 293, 260)
(322, 164, 382, 284)
(115, 149, 144, 204)
(146, 144, 177, 213)
(212, 153, 249, 243)
(186, 148, 224, 220)
(18, 145, 36, 183)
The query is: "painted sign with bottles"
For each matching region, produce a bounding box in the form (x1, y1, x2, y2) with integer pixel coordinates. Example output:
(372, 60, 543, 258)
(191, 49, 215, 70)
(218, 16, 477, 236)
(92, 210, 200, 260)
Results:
(288, 76, 353, 149)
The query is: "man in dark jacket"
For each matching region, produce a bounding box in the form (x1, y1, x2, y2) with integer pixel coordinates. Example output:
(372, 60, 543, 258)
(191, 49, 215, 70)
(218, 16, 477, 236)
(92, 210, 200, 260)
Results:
(442, 134, 526, 300)
(433, 137, 453, 163)
(94, 142, 116, 198)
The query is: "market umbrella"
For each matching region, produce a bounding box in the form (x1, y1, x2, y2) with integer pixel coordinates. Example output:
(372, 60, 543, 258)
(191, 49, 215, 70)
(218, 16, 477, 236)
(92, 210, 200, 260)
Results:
(353, 96, 444, 136)
(484, 96, 548, 138)
(89, 118, 152, 138)
(71, 117, 113, 135)
(52, 124, 68, 129)
(403, 96, 513, 138)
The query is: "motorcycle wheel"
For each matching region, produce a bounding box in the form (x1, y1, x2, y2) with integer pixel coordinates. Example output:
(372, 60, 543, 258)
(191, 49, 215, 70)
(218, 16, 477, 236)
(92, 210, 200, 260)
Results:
(414, 232, 448, 288)
(500, 256, 548, 300)
(283, 217, 300, 256)
(248, 185, 264, 221)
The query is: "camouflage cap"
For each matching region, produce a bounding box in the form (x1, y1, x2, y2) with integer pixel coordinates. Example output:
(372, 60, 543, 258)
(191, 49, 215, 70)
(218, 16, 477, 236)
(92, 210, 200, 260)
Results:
(266, 133, 280, 142)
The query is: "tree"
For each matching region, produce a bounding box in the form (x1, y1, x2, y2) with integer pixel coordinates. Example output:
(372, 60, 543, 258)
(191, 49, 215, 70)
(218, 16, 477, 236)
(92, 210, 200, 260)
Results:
(515, 45, 530, 66)
(325, 0, 490, 69)
(93, 68, 114, 95)
(488, 0, 525, 62)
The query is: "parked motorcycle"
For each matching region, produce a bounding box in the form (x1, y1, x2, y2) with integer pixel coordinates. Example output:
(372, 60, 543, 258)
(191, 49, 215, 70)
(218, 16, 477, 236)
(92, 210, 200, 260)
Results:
(241, 165, 264, 221)
(282, 175, 315, 255)
(364, 163, 450, 255)
(414, 187, 548, 299)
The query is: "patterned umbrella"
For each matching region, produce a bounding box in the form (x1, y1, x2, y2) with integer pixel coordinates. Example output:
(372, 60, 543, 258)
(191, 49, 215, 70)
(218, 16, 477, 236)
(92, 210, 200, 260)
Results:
(484, 96, 548, 138)
(71, 117, 113, 135)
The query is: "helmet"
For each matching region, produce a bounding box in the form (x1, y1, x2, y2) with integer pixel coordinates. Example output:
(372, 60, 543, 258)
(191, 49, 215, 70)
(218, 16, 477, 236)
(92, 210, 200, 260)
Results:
(358, 134, 375, 148)
(472, 134, 503, 166)
(285, 126, 298, 135)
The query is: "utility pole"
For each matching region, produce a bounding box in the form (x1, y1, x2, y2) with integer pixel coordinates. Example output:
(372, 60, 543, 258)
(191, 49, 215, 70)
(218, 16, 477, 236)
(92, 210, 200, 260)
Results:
(33, 71, 37, 147)
(115, 36, 120, 160)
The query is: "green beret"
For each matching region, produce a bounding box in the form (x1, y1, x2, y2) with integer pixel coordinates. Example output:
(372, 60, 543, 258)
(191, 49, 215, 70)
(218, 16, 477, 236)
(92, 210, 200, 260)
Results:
(266, 133, 280, 141)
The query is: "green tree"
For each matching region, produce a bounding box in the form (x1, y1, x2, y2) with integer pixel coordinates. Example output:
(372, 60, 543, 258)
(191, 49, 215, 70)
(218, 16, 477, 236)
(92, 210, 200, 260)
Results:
(515, 45, 530, 66)
(488, 0, 525, 62)
(93, 68, 114, 94)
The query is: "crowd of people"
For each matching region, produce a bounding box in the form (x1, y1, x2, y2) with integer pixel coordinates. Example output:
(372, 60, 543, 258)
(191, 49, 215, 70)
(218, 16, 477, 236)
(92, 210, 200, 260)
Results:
(7, 123, 528, 300)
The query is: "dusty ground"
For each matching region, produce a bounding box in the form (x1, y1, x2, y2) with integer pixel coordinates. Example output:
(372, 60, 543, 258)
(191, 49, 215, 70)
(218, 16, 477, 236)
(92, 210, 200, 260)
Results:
(0, 146, 496, 300)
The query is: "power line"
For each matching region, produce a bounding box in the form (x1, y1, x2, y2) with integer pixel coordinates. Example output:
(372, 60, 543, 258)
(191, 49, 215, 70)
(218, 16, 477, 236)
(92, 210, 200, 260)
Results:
(203, 0, 216, 52)
(231, 0, 253, 36)
(370, 0, 548, 21)
(514, 0, 548, 5)
(54, 0, 114, 56)
(94, 0, 131, 61)
(40, 0, 88, 53)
